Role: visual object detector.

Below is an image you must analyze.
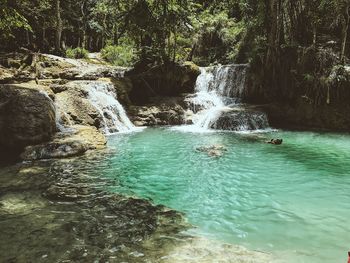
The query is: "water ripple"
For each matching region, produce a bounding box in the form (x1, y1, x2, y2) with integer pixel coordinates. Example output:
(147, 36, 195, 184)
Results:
(92, 128, 350, 263)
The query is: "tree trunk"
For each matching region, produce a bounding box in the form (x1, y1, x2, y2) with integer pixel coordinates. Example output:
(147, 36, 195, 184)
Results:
(42, 24, 46, 49)
(26, 31, 31, 47)
(340, 5, 350, 63)
(312, 24, 317, 47)
(187, 43, 196, 61)
(55, 0, 62, 52)
(82, 31, 87, 49)
(81, 0, 87, 49)
(265, 0, 279, 67)
(173, 30, 177, 62)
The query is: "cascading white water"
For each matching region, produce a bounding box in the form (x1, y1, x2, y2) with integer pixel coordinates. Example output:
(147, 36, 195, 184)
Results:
(188, 67, 229, 130)
(180, 64, 269, 132)
(85, 81, 137, 134)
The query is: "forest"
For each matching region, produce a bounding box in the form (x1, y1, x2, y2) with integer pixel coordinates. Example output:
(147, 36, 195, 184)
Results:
(1, 0, 349, 64)
(2, 0, 350, 106)
(1, 1, 350, 263)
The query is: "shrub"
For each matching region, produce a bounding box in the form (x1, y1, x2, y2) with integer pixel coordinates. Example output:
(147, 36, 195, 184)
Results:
(101, 44, 136, 67)
(66, 47, 89, 59)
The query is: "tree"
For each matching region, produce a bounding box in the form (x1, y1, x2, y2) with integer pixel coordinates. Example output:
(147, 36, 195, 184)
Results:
(0, 0, 32, 41)
(55, 0, 63, 52)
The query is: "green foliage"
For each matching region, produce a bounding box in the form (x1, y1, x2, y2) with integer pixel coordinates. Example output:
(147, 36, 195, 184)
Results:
(0, 0, 348, 66)
(101, 44, 136, 67)
(66, 47, 89, 59)
(304, 74, 315, 82)
(189, 8, 245, 64)
(0, 5, 32, 39)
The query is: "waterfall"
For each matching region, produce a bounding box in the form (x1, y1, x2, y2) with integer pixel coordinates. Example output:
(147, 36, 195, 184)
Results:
(180, 64, 269, 132)
(85, 81, 136, 134)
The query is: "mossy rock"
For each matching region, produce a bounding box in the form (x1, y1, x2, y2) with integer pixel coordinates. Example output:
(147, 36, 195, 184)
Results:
(126, 61, 200, 105)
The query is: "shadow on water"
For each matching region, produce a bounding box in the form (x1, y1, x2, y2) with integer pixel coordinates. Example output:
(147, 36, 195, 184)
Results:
(258, 131, 350, 176)
(224, 129, 350, 176)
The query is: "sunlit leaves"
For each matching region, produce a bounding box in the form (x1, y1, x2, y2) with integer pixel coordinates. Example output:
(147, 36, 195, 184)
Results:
(0, 6, 32, 38)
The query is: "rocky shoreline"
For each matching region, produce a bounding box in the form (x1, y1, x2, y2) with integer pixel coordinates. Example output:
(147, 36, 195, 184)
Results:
(1, 51, 349, 163)
(0, 152, 189, 262)
(0, 140, 272, 263)
(1, 51, 349, 262)
(0, 51, 201, 162)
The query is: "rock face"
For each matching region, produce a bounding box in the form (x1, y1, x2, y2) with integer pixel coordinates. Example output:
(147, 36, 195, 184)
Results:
(0, 84, 56, 156)
(129, 96, 187, 126)
(126, 61, 200, 104)
(54, 82, 102, 128)
(212, 108, 269, 131)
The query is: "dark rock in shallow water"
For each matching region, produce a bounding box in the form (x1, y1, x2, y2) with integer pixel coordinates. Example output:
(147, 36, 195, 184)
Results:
(267, 139, 283, 145)
(21, 141, 89, 160)
(0, 158, 189, 263)
(0, 84, 56, 156)
(45, 183, 92, 201)
(212, 108, 269, 131)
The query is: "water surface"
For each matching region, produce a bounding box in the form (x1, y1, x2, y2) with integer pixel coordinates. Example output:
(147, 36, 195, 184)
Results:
(102, 128, 350, 263)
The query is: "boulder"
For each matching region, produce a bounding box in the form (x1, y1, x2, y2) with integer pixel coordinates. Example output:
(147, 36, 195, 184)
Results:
(0, 84, 56, 157)
(126, 61, 200, 104)
(54, 83, 103, 128)
(21, 125, 106, 160)
(212, 108, 269, 131)
(129, 96, 187, 126)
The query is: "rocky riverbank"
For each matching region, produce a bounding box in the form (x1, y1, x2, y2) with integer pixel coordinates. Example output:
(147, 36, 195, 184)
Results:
(0, 52, 273, 262)
(0, 141, 273, 263)
(0, 51, 201, 162)
(0, 152, 188, 262)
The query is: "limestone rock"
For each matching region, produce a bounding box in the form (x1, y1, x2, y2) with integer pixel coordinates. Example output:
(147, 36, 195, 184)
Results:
(55, 83, 102, 128)
(0, 84, 56, 155)
(21, 125, 106, 160)
(213, 107, 269, 131)
(130, 96, 187, 126)
(0, 66, 15, 84)
(126, 61, 200, 104)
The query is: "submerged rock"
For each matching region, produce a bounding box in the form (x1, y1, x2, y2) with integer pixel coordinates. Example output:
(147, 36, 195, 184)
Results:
(196, 144, 228, 158)
(0, 157, 190, 263)
(0, 84, 56, 157)
(162, 236, 272, 263)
